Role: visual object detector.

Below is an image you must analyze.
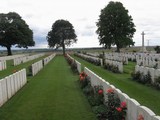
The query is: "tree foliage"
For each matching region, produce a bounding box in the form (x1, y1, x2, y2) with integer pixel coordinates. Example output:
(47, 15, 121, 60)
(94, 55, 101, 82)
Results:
(47, 19, 77, 55)
(154, 46, 160, 53)
(0, 12, 35, 55)
(96, 1, 136, 52)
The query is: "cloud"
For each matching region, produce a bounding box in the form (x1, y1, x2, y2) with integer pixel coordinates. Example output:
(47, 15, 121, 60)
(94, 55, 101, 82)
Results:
(23, 14, 34, 19)
(77, 18, 88, 22)
(1, 0, 160, 49)
(85, 25, 96, 29)
(81, 31, 94, 37)
(33, 35, 48, 48)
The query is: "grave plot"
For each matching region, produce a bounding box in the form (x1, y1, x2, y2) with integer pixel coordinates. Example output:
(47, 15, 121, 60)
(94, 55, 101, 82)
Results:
(70, 54, 160, 119)
(73, 54, 160, 116)
(0, 53, 56, 108)
(0, 53, 49, 79)
(132, 53, 160, 89)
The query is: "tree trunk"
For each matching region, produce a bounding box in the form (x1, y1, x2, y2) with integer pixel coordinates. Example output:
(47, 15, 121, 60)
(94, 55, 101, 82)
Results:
(6, 46, 12, 56)
(116, 46, 120, 53)
(62, 43, 66, 55)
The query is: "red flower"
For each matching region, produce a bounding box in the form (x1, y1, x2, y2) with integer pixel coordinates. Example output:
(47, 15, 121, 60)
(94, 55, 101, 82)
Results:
(98, 89, 103, 94)
(121, 102, 127, 108)
(80, 76, 85, 81)
(116, 107, 122, 112)
(79, 72, 88, 81)
(107, 88, 114, 93)
(138, 114, 144, 120)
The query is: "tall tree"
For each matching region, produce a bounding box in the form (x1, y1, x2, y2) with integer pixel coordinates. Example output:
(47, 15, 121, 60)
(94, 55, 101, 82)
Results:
(96, 1, 136, 52)
(47, 19, 77, 55)
(0, 12, 35, 55)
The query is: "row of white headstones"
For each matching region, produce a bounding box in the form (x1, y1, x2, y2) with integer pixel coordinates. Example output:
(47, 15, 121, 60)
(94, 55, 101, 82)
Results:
(0, 53, 56, 108)
(104, 59, 123, 73)
(84, 67, 160, 120)
(85, 52, 160, 74)
(31, 54, 56, 76)
(0, 69, 27, 107)
(13, 53, 45, 66)
(76, 53, 102, 64)
(0, 53, 45, 71)
(75, 53, 123, 73)
(135, 65, 160, 83)
(67, 54, 160, 120)
(0, 54, 27, 71)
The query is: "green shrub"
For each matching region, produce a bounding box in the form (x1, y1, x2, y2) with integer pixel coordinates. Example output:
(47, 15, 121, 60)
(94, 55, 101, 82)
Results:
(154, 77, 160, 89)
(154, 46, 160, 53)
(92, 105, 108, 119)
(105, 88, 127, 120)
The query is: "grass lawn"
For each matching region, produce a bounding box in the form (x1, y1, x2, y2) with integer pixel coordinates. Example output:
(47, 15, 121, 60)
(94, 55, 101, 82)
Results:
(73, 55, 160, 115)
(0, 56, 96, 120)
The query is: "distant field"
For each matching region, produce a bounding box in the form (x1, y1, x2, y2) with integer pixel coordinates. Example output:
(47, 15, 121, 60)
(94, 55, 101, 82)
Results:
(0, 46, 157, 57)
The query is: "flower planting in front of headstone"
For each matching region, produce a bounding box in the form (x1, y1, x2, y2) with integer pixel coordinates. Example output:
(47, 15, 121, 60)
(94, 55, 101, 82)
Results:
(137, 114, 144, 120)
(131, 71, 152, 85)
(103, 62, 120, 73)
(65, 54, 78, 74)
(131, 69, 160, 90)
(79, 71, 127, 120)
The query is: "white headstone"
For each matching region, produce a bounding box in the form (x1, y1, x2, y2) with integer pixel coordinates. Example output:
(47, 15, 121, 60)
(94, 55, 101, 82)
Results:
(127, 98, 140, 120)
(137, 106, 155, 120)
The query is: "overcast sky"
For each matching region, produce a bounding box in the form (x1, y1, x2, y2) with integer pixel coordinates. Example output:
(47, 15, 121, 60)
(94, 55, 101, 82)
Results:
(0, 0, 160, 49)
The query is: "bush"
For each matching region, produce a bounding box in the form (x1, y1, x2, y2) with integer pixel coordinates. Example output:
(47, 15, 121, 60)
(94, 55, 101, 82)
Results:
(140, 72, 151, 84)
(65, 54, 78, 74)
(79, 72, 89, 89)
(154, 77, 160, 89)
(131, 71, 141, 81)
(104, 63, 120, 73)
(131, 71, 151, 85)
(70, 60, 78, 73)
(154, 46, 160, 53)
(105, 88, 127, 120)
(28, 65, 32, 76)
(82, 80, 94, 96)
(79, 73, 127, 120)
(111, 65, 119, 73)
(92, 105, 108, 119)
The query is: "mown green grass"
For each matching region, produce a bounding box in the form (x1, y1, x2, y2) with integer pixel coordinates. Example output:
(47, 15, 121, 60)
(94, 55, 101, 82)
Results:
(73, 55, 160, 115)
(0, 56, 96, 120)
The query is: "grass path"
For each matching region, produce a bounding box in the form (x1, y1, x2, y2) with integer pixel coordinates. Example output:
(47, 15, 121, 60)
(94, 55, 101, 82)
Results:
(0, 56, 96, 120)
(73, 55, 160, 115)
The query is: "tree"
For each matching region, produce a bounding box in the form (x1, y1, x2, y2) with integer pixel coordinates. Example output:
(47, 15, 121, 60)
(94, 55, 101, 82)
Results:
(0, 12, 35, 55)
(154, 46, 160, 53)
(47, 19, 77, 55)
(96, 1, 136, 52)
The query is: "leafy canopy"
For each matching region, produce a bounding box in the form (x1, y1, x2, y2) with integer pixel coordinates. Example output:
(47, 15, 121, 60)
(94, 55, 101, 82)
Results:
(96, 1, 136, 52)
(47, 19, 77, 50)
(0, 12, 35, 48)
